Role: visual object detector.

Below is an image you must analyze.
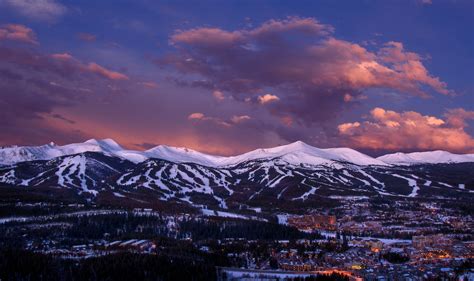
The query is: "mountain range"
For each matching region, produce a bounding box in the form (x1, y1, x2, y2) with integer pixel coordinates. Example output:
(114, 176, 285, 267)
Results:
(1, 139, 473, 212)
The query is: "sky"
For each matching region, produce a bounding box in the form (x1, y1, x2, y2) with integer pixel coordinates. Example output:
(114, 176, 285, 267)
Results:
(0, 0, 473, 156)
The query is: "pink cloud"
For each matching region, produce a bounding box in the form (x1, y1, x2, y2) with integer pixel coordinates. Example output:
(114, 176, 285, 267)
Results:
(49, 53, 129, 81)
(249, 17, 332, 37)
(188, 112, 250, 127)
(258, 94, 280, 104)
(163, 17, 452, 124)
(212, 90, 225, 101)
(0, 43, 141, 146)
(377, 42, 451, 95)
(171, 17, 331, 48)
(231, 115, 251, 123)
(445, 108, 474, 128)
(51, 53, 73, 60)
(85, 63, 129, 81)
(139, 81, 159, 89)
(188, 112, 205, 120)
(338, 108, 474, 153)
(0, 24, 37, 44)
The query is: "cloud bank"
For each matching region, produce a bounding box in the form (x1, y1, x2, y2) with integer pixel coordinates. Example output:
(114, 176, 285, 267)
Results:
(0, 0, 67, 22)
(162, 17, 451, 125)
(0, 24, 37, 44)
(338, 108, 474, 153)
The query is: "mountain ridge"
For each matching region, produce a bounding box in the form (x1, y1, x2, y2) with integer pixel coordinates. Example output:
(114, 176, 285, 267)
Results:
(1, 139, 473, 167)
(0, 149, 473, 211)
(377, 150, 474, 165)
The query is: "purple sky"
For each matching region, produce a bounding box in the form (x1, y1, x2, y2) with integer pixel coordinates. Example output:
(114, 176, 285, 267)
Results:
(0, 0, 473, 155)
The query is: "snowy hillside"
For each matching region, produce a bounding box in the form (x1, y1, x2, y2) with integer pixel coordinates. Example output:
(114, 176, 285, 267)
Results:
(377, 151, 474, 165)
(143, 145, 225, 167)
(0, 152, 134, 196)
(0, 139, 146, 165)
(1, 151, 472, 209)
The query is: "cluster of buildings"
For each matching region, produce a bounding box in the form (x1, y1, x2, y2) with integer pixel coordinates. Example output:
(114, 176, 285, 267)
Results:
(217, 199, 474, 280)
(281, 200, 473, 241)
(28, 239, 157, 259)
(267, 234, 472, 280)
(334, 200, 474, 238)
(287, 214, 337, 231)
(5, 198, 473, 280)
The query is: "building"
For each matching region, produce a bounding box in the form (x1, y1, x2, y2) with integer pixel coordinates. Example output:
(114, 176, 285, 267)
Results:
(412, 234, 454, 250)
(287, 214, 337, 231)
(350, 238, 383, 252)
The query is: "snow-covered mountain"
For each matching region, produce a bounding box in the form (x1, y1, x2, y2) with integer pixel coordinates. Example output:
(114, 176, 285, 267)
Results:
(377, 151, 474, 165)
(0, 139, 431, 167)
(1, 151, 472, 209)
(0, 140, 473, 210)
(208, 141, 388, 167)
(1, 138, 473, 169)
(0, 139, 146, 165)
(0, 152, 134, 196)
(143, 145, 225, 167)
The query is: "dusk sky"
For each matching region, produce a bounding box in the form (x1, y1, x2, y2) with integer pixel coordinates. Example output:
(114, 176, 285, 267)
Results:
(0, 0, 473, 156)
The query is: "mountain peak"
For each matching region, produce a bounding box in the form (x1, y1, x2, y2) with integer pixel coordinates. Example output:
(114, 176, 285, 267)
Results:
(264, 141, 316, 153)
(282, 140, 313, 150)
(84, 138, 122, 151)
(288, 140, 308, 146)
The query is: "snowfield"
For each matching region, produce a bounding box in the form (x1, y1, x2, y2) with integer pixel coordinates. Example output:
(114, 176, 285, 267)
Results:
(2, 139, 473, 167)
(378, 150, 474, 165)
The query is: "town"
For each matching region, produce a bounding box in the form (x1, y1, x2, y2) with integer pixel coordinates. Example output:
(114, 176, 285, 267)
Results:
(0, 196, 472, 280)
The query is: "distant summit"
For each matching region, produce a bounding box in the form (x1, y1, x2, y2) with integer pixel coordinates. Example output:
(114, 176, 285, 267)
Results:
(1, 139, 473, 166)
